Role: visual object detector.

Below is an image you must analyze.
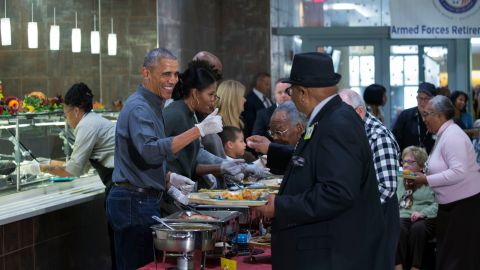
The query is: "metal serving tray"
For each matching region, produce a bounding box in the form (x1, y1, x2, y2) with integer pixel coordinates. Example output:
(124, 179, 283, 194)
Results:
(163, 210, 242, 225)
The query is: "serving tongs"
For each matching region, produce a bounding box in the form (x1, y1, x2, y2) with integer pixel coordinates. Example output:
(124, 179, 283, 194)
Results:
(151, 215, 175, 230)
(173, 201, 218, 220)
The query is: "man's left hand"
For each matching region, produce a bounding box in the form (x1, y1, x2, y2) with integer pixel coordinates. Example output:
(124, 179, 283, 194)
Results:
(254, 194, 276, 218)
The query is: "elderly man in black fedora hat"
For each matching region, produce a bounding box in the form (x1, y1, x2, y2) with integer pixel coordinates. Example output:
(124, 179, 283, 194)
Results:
(254, 52, 387, 270)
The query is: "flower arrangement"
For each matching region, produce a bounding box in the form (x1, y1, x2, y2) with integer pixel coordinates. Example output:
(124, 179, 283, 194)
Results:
(92, 101, 105, 110)
(1, 91, 64, 116)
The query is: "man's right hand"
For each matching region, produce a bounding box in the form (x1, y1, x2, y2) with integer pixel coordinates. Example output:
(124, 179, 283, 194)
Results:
(167, 186, 189, 205)
(246, 135, 271, 154)
(170, 173, 195, 195)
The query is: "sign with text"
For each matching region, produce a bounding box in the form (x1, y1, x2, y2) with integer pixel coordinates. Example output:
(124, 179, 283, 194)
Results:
(390, 0, 480, 38)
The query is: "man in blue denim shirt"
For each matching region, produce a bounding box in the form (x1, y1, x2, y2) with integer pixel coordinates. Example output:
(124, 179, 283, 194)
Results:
(106, 48, 224, 270)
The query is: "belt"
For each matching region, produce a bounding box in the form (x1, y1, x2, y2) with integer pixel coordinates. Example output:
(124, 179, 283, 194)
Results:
(114, 182, 163, 197)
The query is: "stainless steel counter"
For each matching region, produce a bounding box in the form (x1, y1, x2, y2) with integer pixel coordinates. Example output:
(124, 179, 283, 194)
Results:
(0, 175, 105, 225)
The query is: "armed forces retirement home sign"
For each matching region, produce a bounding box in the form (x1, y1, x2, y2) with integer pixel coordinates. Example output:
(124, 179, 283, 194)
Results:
(390, 0, 480, 38)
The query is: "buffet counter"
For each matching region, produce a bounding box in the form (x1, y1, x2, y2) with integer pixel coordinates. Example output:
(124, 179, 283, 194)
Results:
(0, 175, 105, 225)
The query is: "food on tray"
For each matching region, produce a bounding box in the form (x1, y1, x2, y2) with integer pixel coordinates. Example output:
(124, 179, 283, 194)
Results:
(210, 189, 266, 201)
(250, 234, 271, 243)
(249, 233, 272, 247)
(179, 213, 219, 221)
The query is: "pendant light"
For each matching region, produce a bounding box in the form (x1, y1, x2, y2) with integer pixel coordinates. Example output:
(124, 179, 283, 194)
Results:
(27, 2, 38, 49)
(1, 0, 12, 46)
(71, 11, 81, 53)
(90, 14, 100, 54)
(49, 7, 59, 50)
(107, 17, 116, 55)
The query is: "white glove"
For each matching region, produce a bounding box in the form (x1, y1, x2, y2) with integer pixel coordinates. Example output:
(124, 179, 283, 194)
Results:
(203, 174, 218, 189)
(168, 186, 189, 205)
(195, 108, 223, 137)
(220, 159, 245, 175)
(18, 161, 41, 175)
(244, 164, 270, 178)
(170, 173, 195, 195)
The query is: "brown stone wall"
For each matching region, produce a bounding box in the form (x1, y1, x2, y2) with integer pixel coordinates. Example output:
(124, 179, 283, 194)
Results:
(157, 0, 271, 91)
(0, 0, 156, 109)
(0, 0, 270, 107)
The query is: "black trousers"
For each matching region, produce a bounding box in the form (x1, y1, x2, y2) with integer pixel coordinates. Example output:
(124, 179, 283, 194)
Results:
(396, 217, 436, 268)
(383, 195, 400, 270)
(436, 192, 480, 270)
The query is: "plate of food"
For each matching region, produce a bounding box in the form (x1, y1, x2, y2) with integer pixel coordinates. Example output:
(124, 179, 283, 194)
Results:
(400, 169, 417, 180)
(248, 233, 271, 247)
(259, 178, 282, 189)
(188, 189, 268, 206)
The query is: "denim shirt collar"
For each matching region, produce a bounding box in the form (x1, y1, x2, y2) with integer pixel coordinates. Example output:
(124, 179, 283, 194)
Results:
(137, 84, 166, 110)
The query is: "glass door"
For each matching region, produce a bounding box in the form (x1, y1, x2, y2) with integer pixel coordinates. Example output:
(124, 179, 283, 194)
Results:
(315, 45, 375, 94)
(302, 36, 457, 128)
(389, 44, 449, 125)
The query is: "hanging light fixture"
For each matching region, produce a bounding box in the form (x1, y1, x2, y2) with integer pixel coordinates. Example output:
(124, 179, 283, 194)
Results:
(107, 17, 116, 56)
(71, 11, 81, 53)
(90, 14, 100, 54)
(27, 2, 38, 49)
(49, 7, 59, 50)
(1, 0, 12, 46)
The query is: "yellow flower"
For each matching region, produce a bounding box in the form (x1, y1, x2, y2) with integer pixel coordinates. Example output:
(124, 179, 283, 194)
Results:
(25, 105, 35, 112)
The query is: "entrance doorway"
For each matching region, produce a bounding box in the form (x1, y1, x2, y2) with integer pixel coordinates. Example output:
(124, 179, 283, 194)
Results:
(274, 27, 470, 128)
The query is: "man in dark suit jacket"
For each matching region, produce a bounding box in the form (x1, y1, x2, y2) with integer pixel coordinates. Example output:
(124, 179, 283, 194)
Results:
(241, 72, 272, 137)
(254, 52, 386, 270)
(252, 78, 291, 139)
(392, 82, 437, 154)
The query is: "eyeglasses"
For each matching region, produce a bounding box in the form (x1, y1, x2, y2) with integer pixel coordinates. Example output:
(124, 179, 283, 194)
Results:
(285, 87, 293, 96)
(401, 160, 417, 166)
(268, 128, 289, 137)
(416, 96, 431, 102)
(63, 106, 74, 115)
(421, 111, 436, 118)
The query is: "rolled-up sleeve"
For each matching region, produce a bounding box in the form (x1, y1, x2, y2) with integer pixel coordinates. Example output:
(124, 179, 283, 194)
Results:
(66, 126, 96, 176)
(129, 106, 174, 165)
(197, 148, 224, 164)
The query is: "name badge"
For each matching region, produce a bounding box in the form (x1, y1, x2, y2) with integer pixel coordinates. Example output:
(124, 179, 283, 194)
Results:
(304, 125, 315, 140)
(292, 155, 305, 167)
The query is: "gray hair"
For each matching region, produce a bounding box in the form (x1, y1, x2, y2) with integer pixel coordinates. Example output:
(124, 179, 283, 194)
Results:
(272, 101, 307, 127)
(143, 48, 177, 69)
(402, 146, 428, 168)
(338, 88, 366, 109)
(429, 95, 455, 120)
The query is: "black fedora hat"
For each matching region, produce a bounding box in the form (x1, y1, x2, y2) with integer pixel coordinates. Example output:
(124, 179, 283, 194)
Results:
(282, 52, 341, 87)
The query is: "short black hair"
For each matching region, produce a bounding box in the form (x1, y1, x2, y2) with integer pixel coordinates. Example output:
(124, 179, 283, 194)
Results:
(172, 60, 219, 101)
(219, 126, 243, 146)
(450, 90, 469, 113)
(255, 72, 271, 81)
(363, 84, 386, 106)
(64, 83, 94, 112)
(143, 48, 176, 69)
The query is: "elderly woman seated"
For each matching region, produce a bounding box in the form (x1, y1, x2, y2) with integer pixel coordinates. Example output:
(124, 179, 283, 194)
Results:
(395, 146, 437, 270)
